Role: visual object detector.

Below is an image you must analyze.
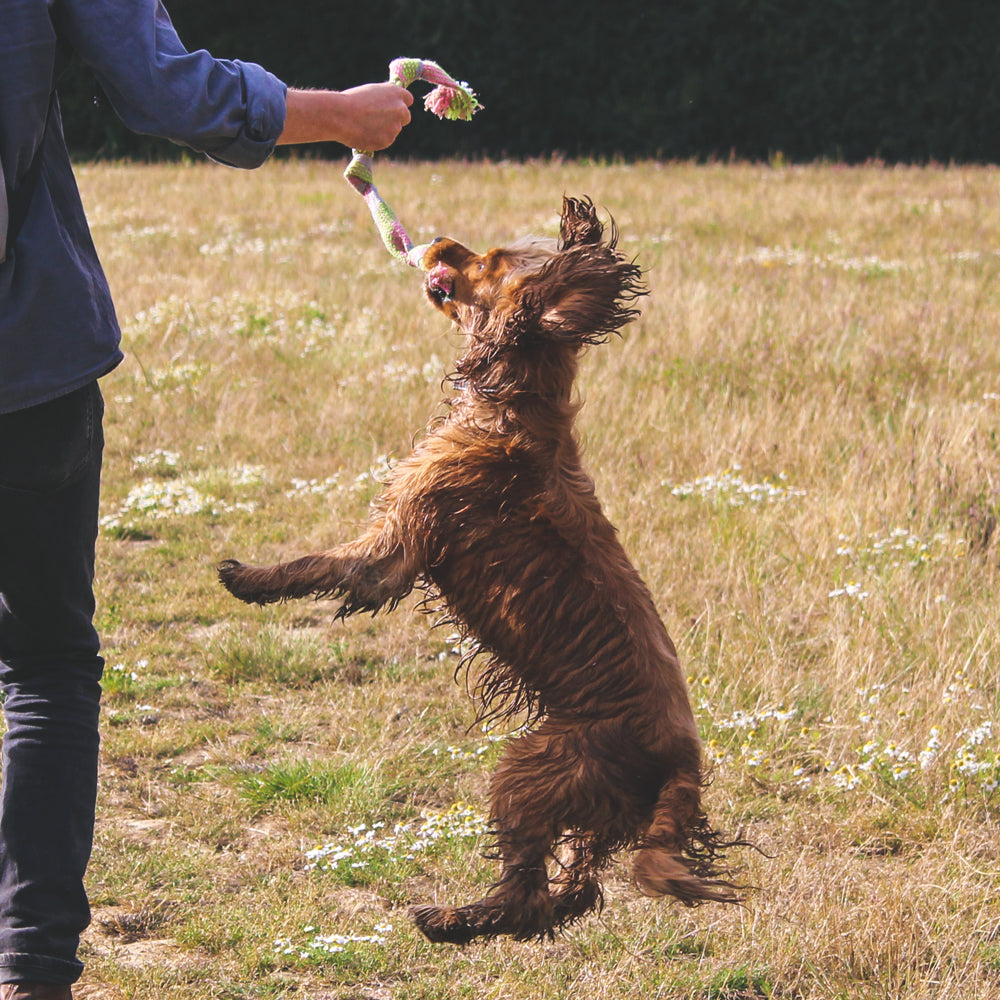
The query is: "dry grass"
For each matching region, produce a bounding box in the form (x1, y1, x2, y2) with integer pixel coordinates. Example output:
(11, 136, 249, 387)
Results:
(61, 157, 1000, 998)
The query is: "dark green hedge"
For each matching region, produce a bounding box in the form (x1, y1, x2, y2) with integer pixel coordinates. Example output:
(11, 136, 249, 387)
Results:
(59, 0, 1000, 162)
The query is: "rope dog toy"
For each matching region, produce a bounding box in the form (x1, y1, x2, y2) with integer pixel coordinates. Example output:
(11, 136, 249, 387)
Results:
(344, 58, 480, 269)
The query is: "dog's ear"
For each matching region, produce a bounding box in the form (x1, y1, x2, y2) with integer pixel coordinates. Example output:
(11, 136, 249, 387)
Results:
(516, 211, 646, 345)
(558, 196, 604, 249)
(536, 260, 644, 344)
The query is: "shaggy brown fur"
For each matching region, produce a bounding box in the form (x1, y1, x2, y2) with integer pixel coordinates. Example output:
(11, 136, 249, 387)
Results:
(219, 197, 740, 943)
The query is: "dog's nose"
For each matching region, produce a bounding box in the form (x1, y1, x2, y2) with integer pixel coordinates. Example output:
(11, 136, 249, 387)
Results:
(432, 237, 445, 244)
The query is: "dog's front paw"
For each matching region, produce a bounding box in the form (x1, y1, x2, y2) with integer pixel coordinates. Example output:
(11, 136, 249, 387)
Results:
(217, 559, 261, 605)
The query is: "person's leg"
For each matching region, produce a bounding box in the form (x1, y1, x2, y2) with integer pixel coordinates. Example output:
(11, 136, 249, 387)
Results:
(0, 383, 105, 988)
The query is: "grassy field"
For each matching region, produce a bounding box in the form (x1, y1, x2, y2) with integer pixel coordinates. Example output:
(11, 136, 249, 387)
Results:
(68, 157, 1000, 999)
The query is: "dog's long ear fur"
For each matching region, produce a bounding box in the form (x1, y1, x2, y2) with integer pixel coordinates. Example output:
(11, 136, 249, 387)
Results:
(510, 197, 646, 346)
(558, 196, 606, 249)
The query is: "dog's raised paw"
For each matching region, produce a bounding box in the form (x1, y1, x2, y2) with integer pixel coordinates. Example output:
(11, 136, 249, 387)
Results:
(217, 559, 260, 604)
(217, 558, 241, 585)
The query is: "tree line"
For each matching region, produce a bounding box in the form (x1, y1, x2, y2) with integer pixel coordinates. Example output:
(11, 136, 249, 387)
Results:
(60, 0, 1000, 163)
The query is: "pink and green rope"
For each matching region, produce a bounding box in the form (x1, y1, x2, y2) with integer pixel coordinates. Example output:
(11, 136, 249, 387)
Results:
(344, 59, 480, 269)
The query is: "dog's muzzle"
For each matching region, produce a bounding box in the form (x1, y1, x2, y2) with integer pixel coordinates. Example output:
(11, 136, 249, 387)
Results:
(425, 262, 455, 303)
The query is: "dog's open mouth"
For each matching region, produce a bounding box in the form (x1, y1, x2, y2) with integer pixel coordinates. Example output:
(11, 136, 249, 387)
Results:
(425, 262, 455, 304)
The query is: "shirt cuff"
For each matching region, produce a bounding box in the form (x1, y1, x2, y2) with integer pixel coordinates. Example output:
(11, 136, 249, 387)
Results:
(207, 62, 288, 169)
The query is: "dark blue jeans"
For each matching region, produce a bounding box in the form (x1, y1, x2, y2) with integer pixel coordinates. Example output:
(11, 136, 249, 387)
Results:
(0, 382, 105, 985)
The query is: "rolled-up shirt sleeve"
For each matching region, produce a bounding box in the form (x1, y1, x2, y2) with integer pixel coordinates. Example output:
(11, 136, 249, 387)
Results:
(55, 0, 287, 168)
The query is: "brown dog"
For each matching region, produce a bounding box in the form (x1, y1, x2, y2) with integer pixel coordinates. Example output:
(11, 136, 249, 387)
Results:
(219, 197, 739, 943)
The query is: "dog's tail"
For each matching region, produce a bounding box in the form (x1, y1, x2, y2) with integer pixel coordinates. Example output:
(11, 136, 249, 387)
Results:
(218, 555, 344, 606)
(632, 770, 743, 906)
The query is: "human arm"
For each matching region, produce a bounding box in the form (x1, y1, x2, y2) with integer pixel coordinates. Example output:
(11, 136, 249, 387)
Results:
(279, 85, 413, 151)
(53, 1, 414, 167)
(53, 0, 286, 168)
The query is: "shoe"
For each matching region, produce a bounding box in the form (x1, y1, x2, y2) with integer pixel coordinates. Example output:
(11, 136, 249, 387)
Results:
(0, 985, 72, 1000)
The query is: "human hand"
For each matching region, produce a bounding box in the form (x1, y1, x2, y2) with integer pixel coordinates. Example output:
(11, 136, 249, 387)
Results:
(336, 82, 415, 150)
(279, 84, 413, 150)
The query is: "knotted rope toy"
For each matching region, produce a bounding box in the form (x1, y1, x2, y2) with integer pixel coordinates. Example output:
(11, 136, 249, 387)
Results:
(344, 58, 480, 269)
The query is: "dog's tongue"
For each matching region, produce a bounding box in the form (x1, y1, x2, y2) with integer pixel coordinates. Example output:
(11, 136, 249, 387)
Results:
(425, 262, 454, 301)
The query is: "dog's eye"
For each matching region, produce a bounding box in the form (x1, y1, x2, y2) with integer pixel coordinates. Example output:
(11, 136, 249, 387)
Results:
(477, 262, 486, 272)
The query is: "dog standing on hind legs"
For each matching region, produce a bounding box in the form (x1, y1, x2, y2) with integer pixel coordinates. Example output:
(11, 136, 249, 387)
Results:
(219, 196, 742, 943)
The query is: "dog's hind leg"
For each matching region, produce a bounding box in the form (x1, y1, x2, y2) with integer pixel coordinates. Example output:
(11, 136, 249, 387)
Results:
(632, 771, 739, 905)
(410, 828, 555, 944)
(548, 835, 608, 929)
(411, 731, 568, 944)
(219, 528, 420, 613)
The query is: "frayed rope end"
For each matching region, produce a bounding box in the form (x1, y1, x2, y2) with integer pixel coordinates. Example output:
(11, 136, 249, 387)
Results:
(424, 84, 481, 122)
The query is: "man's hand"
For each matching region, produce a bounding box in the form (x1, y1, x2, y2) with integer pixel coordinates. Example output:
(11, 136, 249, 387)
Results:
(279, 84, 414, 150)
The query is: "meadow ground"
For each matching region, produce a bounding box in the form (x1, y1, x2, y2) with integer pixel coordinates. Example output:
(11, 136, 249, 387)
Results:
(60, 158, 1000, 998)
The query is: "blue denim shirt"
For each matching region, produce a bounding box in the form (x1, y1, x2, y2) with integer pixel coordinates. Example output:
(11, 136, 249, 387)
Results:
(0, 0, 288, 413)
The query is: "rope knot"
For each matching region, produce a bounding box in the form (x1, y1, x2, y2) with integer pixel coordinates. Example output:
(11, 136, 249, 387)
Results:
(345, 59, 480, 268)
